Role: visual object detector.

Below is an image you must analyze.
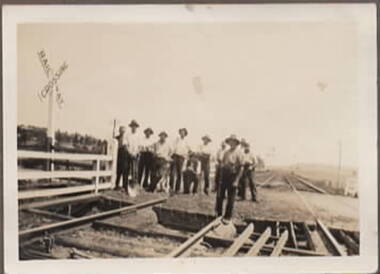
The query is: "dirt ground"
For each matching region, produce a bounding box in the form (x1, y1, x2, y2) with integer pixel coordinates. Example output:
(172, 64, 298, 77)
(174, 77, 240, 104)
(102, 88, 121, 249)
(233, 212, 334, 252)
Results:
(103, 176, 359, 232)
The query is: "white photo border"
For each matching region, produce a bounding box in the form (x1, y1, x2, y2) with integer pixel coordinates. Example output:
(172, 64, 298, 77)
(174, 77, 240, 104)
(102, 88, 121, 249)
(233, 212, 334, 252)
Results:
(3, 4, 378, 273)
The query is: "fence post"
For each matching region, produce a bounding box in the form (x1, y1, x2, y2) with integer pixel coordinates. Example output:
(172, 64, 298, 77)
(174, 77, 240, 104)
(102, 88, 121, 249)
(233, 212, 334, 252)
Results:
(94, 159, 100, 194)
(108, 139, 118, 189)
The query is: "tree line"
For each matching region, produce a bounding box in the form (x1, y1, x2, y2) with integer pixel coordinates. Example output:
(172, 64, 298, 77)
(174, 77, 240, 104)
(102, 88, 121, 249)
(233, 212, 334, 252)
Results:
(17, 125, 107, 154)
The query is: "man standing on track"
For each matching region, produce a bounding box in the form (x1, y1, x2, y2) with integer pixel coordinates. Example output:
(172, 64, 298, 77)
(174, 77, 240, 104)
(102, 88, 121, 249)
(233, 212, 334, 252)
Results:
(138, 127, 155, 189)
(198, 135, 212, 195)
(149, 131, 172, 193)
(125, 119, 141, 196)
(114, 126, 128, 190)
(214, 141, 226, 193)
(215, 134, 244, 225)
(238, 139, 258, 202)
(170, 128, 190, 193)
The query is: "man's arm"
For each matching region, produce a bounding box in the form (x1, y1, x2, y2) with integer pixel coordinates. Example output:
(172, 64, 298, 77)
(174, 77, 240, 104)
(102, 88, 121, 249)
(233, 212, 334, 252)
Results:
(232, 151, 245, 187)
(232, 165, 244, 188)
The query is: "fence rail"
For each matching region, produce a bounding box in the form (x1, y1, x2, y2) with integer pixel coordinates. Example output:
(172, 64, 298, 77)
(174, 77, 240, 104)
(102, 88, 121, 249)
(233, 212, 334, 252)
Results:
(18, 140, 118, 200)
(18, 170, 113, 180)
(18, 150, 113, 161)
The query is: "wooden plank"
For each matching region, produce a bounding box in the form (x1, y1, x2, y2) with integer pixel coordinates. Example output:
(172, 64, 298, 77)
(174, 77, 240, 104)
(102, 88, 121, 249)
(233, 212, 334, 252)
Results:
(289, 222, 298, 249)
(18, 182, 112, 200)
(245, 227, 271, 256)
(252, 232, 279, 241)
(70, 248, 96, 259)
(317, 219, 346, 256)
(293, 175, 326, 194)
(18, 170, 112, 180)
(25, 208, 73, 220)
(270, 230, 288, 256)
(100, 195, 134, 206)
(19, 197, 167, 239)
(19, 193, 99, 210)
(179, 237, 203, 257)
(302, 223, 316, 251)
(18, 150, 112, 161)
(167, 217, 222, 258)
(224, 223, 254, 257)
(337, 230, 359, 255)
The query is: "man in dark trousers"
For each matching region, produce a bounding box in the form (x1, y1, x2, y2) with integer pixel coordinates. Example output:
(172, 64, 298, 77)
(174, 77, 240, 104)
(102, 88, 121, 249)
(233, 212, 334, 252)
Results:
(170, 128, 190, 193)
(125, 119, 141, 197)
(149, 131, 172, 193)
(138, 127, 154, 189)
(197, 135, 212, 195)
(115, 126, 128, 190)
(183, 152, 201, 195)
(215, 134, 244, 225)
(238, 140, 258, 202)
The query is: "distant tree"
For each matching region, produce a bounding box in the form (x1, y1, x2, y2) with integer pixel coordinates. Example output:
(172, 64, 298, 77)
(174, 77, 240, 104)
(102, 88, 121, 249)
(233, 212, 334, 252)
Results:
(55, 130, 62, 144)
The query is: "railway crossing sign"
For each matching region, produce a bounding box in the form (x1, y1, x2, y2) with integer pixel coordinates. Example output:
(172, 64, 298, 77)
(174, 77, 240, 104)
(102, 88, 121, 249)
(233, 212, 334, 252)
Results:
(37, 49, 68, 169)
(37, 49, 67, 108)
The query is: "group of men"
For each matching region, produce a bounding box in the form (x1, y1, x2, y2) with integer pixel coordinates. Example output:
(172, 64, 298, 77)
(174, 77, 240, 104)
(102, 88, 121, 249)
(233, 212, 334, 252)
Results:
(115, 119, 258, 223)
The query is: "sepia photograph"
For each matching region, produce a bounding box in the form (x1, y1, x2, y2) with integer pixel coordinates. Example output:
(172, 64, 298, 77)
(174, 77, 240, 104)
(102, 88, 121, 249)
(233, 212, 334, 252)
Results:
(3, 3, 378, 273)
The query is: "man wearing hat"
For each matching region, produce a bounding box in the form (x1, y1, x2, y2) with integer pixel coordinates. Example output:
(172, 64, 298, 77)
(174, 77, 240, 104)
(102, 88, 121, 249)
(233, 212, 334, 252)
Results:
(215, 134, 244, 224)
(138, 127, 155, 189)
(149, 131, 172, 193)
(197, 135, 213, 195)
(170, 128, 190, 193)
(114, 126, 128, 190)
(238, 140, 258, 202)
(125, 119, 141, 196)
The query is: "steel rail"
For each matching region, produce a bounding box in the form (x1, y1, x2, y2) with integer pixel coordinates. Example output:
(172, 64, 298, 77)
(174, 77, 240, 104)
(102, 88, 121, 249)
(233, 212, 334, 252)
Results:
(19, 197, 167, 240)
(167, 217, 222, 258)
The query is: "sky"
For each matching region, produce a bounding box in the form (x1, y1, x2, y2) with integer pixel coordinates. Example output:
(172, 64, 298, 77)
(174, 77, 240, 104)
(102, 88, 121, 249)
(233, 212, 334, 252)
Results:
(18, 21, 359, 167)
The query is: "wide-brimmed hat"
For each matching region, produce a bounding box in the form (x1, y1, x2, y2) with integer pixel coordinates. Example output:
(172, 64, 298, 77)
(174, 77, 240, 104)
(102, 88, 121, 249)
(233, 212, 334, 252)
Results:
(129, 119, 139, 128)
(225, 134, 240, 145)
(144, 127, 154, 135)
(202, 135, 212, 142)
(159, 131, 168, 138)
(179, 128, 188, 136)
(240, 138, 249, 147)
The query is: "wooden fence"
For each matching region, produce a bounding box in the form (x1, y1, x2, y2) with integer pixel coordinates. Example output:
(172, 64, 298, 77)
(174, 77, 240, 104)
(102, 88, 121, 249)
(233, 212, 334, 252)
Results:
(18, 139, 118, 200)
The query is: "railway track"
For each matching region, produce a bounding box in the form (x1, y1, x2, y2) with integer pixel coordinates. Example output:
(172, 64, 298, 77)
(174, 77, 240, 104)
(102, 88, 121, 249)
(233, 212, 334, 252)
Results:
(19, 172, 359, 259)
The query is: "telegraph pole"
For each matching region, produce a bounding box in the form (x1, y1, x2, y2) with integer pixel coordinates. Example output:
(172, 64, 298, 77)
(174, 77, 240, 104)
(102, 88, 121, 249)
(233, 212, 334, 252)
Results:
(337, 140, 342, 189)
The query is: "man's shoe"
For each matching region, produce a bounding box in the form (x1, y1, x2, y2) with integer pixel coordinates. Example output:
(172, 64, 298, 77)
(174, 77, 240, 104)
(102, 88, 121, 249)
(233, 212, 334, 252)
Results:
(222, 218, 231, 225)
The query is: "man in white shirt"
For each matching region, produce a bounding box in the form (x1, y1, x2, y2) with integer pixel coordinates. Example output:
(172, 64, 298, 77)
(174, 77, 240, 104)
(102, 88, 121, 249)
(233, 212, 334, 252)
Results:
(125, 119, 141, 195)
(149, 131, 172, 192)
(216, 134, 244, 224)
(197, 135, 212, 195)
(169, 128, 190, 193)
(138, 127, 155, 189)
(213, 141, 226, 192)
